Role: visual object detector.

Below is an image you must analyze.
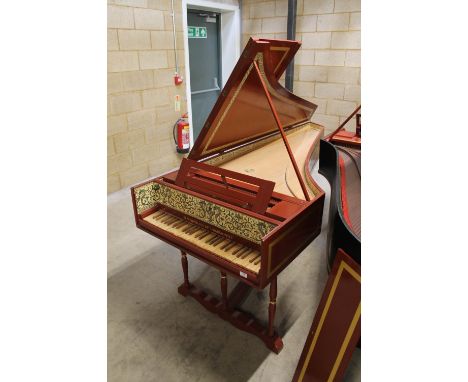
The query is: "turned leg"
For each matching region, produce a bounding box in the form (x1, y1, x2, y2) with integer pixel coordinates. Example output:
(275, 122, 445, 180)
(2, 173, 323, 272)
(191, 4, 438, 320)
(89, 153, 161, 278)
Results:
(268, 277, 277, 337)
(181, 251, 189, 289)
(220, 272, 228, 310)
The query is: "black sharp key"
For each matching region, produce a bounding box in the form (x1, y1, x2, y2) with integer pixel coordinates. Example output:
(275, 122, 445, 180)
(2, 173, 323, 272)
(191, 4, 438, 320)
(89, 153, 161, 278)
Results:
(210, 237, 223, 246)
(174, 220, 187, 229)
(236, 247, 249, 258)
(171, 217, 183, 226)
(212, 237, 225, 247)
(236, 247, 247, 257)
(206, 234, 218, 243)
(205, 234, 216, 244)
(232, 246, 245, 256)
(152, 211, 166, 220)
(166, 218, 178, 226)
(160, 213, 172, 222)
(208, 235, 222, 244)
(194, 229, 207, 238)
(174, 222, 185, 230)
(211, 238, 222, 247)
(220, 240, 232, 250)
(225, 241, 237, 251)
(183, 224, 196, 233)
(184, 225, 196, 234)
(205, 233, 216, 241)
(162, 215, 176, 224)
(240, 249, 254, 259)
(249, 253, 261, 263)
(158, 214, 169, 223)
(198, 231, 210, 240)
(186, 226, 200, 235)
(170, 218, 180, 225)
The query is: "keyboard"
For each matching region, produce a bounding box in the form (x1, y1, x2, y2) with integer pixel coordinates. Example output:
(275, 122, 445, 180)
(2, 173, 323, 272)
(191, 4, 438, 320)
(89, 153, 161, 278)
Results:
(143, 209, 262, 274)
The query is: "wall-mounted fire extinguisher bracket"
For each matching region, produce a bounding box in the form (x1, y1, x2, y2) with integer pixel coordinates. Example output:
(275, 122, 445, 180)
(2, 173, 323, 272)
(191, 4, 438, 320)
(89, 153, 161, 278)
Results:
(173, 114, 190, 154)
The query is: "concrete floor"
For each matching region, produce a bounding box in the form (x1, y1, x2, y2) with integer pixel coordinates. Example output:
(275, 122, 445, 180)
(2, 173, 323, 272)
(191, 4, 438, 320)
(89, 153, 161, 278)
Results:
(108, 164, 361, 382)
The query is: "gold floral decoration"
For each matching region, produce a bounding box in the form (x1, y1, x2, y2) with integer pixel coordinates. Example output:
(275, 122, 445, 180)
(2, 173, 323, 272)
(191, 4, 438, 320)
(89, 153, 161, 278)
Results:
(134, 182, 276, 244)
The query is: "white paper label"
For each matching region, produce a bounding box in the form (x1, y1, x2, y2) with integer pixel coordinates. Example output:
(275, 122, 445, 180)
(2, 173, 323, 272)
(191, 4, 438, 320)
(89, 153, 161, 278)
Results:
(239, 271, 247, 278)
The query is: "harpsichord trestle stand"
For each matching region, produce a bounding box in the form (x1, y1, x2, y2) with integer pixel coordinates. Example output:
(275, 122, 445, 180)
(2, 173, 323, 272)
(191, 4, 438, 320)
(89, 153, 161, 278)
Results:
(177, 251, 284, 354)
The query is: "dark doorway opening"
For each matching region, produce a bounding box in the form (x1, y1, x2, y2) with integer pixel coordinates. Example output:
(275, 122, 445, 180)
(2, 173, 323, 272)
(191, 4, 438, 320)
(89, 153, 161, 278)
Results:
(187, 10, 222, 142)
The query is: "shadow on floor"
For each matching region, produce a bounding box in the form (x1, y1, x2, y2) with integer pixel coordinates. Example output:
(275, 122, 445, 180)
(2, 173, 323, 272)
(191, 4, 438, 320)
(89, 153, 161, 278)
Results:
(109, 250, 280, 382)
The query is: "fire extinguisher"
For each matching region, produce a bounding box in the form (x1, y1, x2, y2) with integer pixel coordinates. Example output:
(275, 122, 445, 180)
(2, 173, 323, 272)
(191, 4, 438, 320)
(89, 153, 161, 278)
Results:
(173, 113, 190, 153)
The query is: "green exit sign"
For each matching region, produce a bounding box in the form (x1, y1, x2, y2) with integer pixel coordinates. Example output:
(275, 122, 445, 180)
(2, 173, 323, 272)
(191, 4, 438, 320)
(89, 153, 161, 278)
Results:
(188, 26, 207, 39)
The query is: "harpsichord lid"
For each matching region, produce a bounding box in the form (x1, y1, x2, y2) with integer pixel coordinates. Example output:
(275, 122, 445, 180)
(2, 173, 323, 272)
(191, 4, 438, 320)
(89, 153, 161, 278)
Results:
(188, 38, 317, 161)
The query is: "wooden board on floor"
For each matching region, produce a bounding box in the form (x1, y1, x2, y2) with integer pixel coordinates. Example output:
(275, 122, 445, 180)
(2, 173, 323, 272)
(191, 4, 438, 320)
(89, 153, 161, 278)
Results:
(292, 249, 361, 382)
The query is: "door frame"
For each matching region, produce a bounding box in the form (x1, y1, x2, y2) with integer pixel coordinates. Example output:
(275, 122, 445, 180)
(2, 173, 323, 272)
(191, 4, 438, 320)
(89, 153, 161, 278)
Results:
(182, 0, 241, 148)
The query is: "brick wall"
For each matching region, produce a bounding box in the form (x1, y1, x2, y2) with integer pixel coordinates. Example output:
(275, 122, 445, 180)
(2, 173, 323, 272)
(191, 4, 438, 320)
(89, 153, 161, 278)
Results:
(242, 0, 360, 134)
(108, 0, 239, 193)
(107, 0, 187, 193)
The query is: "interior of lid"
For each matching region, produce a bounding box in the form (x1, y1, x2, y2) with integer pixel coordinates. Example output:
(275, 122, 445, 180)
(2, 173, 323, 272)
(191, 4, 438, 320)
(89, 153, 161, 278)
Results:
(189, 38, 318, 161)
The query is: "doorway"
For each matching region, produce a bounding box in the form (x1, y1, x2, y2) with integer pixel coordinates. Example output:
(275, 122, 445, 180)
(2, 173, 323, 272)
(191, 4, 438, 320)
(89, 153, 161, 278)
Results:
(187, 10, 221, 141)
(182, 0, 240, 147)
